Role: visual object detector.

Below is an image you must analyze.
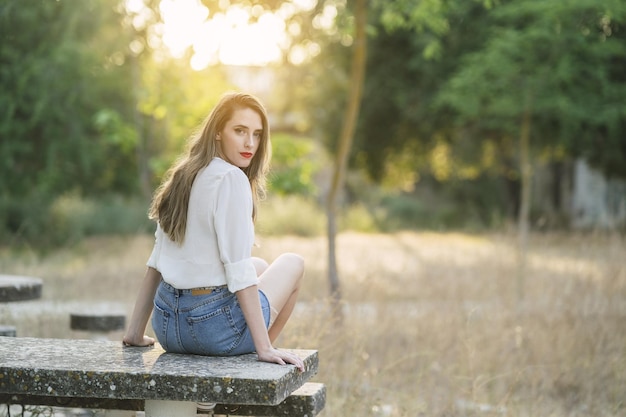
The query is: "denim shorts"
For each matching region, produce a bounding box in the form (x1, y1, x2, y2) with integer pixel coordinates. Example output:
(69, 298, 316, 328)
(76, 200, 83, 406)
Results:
(152, 281, 271, 356)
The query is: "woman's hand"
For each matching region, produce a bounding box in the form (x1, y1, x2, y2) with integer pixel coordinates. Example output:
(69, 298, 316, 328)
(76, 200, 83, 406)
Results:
(122, 334, 155, 347)
(123, 267, 161, 347)
(234, 286, 303, 371)
(257, 347, 305, 372)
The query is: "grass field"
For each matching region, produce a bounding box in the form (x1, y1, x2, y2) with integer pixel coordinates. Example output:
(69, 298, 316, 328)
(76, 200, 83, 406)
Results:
(1, 231, 625, 416)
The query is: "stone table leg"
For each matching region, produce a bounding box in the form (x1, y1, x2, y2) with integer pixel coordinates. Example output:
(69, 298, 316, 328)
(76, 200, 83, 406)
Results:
(144, 400, 197, 417)
(104, 410, 135, 417)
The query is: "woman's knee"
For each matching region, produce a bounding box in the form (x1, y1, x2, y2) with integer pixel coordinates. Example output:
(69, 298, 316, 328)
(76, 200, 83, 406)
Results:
(277, 253, 305, 281)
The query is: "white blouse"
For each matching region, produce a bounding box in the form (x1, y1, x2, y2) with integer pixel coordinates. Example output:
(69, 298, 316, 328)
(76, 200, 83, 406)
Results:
(147, 158, 258, 293)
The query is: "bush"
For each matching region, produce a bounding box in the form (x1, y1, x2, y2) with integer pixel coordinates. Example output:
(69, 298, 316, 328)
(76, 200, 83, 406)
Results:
(367, 174, 511, 231)
(268, 133, 324, 196)
(50, 193, 153, 244)
(340, 203, 380, 233)
(256, 195, 326, 237)
(379, 192, 475, 231)
(0, 193, 52, 246)
(1, 193, 153, 247)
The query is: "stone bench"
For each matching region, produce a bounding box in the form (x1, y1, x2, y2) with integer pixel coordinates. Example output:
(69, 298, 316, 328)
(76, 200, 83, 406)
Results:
(0, 337, 324, 417)
(0, 325, 16, 337)
(0, 275, 43, 302)
(1, 383, 326, 416)
(70, 303, 127, 340)
(0, 275, 44, 337)
(70, 310, 126, 333)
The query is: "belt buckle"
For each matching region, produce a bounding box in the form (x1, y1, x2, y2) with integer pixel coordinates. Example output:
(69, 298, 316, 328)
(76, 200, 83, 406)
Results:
(191, 288, 214, 296)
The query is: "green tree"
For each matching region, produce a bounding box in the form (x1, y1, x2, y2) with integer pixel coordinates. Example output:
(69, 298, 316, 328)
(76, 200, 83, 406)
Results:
(326, 0, 368, 304)
(295, 0, 483, 297)
(435, 0, 626, 299)
(134, 57, 233, 188)
(438, 0, 626, 172)
(0, 0, 138, 236)
(355, 0, 492, 182)
(269, 133, 319, 196)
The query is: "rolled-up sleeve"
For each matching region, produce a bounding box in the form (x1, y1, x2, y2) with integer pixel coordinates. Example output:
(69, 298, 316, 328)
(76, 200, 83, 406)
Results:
(146, 225, 162, 269)
(213, 169, 258, 293)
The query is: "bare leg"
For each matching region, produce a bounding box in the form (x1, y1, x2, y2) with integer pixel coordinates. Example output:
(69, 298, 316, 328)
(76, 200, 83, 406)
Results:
(251, 257, 269, 276)
(258, 253, 304, 343)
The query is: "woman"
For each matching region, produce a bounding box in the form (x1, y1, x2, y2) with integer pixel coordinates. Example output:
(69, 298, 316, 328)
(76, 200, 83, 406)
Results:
(123, 92, 304, 371)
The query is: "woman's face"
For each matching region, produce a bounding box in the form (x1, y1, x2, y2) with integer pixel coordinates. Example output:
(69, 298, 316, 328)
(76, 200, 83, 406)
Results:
(216, 107, 263, 168)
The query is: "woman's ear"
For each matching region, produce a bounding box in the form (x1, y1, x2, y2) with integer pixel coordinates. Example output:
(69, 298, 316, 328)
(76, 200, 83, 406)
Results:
(216, 134, 221, 141)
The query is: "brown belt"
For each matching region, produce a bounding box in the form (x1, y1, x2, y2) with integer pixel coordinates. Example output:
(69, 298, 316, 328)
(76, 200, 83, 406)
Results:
(190, 285, 227, 296)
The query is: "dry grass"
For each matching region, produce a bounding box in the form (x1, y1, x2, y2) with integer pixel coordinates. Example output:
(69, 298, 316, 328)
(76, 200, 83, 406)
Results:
(1, 231, 625, 416)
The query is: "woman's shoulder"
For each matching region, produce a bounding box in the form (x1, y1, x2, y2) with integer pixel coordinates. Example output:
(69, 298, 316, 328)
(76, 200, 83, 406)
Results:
(200, 158, 248, 185)
(205, 157, 235, 173)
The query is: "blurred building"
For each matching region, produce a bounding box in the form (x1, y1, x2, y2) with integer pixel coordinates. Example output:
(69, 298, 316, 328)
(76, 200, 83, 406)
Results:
(571, 159, 626, 229)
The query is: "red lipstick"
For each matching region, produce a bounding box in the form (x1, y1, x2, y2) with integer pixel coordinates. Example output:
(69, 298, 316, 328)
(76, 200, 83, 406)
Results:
(240, 152, 253, 159)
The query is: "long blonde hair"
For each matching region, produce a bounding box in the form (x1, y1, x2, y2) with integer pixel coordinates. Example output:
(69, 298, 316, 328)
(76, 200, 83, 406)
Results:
(149, 92, 271, 244)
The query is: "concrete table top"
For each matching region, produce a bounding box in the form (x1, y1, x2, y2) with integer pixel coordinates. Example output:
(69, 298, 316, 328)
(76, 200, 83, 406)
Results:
(0, 337, 318, 405)
(0, 275, 43, 302)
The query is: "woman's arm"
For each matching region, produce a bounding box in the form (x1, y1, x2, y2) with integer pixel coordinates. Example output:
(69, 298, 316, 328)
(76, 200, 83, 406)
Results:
(236, 285, 304, 371)
(122, 267, 161, 347)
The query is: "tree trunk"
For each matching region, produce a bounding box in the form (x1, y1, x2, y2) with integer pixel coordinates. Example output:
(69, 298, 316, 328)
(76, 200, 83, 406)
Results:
(326, 0, 368, 308)
(131, 55, 151, 200)
(516, 101, 532, 306)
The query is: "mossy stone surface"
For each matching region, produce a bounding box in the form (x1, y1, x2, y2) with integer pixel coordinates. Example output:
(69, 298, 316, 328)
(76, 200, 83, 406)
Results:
(0, 337, 318, 405)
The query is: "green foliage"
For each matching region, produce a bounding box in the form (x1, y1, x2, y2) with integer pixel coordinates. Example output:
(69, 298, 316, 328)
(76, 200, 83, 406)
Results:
(378, 182, 504, 232)
(1, 193, 153, 247)
(256, 195, 382, 236)
(0, 0, 233, 243)
(268, 133, 321, 196)
(0, 0, 148, 243)
(0, 0, 138, 199)
(350, 0, 492, 182)
(93, 110, 138, 156)
(0, 193, 51, 247)
(138, 60, 232, 167)
(256, 195, 326, 236)
(3, 0, 624, 244)
(50, 193, 153, 242)
(303, 0, 626, 229)
(91, 109, 141, 193)
(436, 0, 626, 177)
(375, 0, 453, 59)
(340, 203, 379, 233)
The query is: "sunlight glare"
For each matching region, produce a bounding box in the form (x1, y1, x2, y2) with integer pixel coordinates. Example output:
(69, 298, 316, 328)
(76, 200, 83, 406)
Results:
(292, 0, 317, 12)
(125, 0, 144, 13)
(157, 0, 292, 69)
(313, 5, 338, 31)
(125, 0, 155, 31)
(217, 8, 285, 67)
(277, 2, 297, 20)
(160, 0, 209, 59)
